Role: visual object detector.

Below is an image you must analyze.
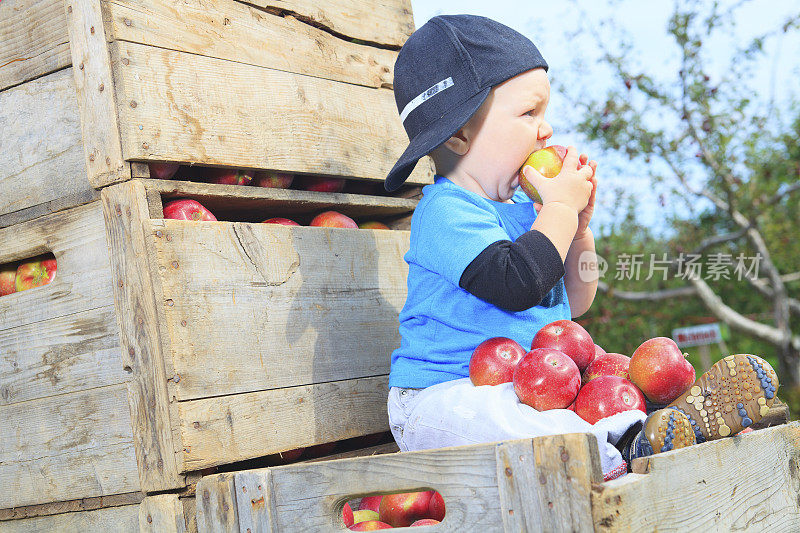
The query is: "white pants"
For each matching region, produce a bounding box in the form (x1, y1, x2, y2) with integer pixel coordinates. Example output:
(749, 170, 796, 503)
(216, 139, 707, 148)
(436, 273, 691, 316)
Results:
(387, 378, 646, 478)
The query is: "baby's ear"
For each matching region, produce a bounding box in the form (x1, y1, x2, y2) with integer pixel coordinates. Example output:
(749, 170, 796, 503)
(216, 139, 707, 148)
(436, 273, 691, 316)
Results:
(441, 130, 469, 156)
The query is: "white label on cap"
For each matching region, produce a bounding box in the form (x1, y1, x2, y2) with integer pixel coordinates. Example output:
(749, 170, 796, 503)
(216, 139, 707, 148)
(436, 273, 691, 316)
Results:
(400, 77, 454, 123)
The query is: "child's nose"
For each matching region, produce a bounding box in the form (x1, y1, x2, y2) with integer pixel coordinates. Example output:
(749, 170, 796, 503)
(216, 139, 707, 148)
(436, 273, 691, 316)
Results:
(539, 121, 553, 140)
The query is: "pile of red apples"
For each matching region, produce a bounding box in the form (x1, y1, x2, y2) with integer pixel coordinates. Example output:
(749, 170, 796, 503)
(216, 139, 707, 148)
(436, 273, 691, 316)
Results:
(343, 490, 445, 529)
(469, 320, 697, 423)
(0, 254, 57, 297)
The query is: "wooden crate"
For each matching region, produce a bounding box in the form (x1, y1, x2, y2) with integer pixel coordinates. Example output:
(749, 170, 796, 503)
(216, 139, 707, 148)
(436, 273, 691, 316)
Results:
(0, 0, 433, 226)
(194, 422, 800, 532)
(0, 493, 194, 533)
(0, 178, 414, 508)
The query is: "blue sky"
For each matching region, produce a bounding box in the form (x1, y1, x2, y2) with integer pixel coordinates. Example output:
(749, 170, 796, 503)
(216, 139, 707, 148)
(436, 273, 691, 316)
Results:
(407, 0, 800, 236)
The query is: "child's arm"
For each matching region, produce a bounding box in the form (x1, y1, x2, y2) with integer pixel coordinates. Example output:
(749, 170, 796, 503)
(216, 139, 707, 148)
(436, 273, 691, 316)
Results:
(565, 229, 597, 317)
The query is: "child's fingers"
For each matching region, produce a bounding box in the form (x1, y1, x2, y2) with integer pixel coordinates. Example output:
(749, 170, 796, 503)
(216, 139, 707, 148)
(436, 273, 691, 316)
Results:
(533, 202, 542, 213)
(579, 154, 588, 167)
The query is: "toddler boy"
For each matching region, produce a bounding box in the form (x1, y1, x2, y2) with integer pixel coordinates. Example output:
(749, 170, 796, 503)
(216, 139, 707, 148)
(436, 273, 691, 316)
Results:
(383, 14, 779, 479)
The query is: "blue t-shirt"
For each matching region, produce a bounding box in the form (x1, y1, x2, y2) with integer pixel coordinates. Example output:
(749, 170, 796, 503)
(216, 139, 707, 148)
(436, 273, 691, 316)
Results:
(389, 175, 572, 389)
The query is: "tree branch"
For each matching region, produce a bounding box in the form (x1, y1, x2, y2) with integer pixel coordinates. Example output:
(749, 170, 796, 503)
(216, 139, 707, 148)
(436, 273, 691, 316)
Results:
(597, 281, 697, 301)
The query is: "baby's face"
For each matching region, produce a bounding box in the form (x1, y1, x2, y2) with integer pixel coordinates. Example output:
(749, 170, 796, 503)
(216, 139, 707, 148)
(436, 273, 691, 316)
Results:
(451, 68, 553, 202)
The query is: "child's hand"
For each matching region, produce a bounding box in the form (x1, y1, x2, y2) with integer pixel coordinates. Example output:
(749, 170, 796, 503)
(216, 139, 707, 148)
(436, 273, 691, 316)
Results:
(522, 146, 593, 215)
(575, 157, 598, 239)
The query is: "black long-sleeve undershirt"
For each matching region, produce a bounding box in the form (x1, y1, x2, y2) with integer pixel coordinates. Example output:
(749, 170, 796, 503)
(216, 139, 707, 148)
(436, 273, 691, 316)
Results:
(458, 230, 565, 312)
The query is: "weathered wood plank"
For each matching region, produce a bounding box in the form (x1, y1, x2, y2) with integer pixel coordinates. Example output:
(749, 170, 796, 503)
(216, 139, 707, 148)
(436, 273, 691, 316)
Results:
(0, 202, 114, 333)
(495, 440, 543, 532)
(0, 188, 100, 230)
(101, 181, 184, 493)
(65, 0, 130, 189)
(238, 0, 414, 47)
(0, 305, 125, 405)
(104, 0, 397, 89)
(195, 473, 240, 533)
(0, 503, 141, 533)
(0, 68, 89, 219)
(593, 422, 800, 532)
(0, 384, 140, 509)
(0, 492, 143, 521)
(139, 495, 188, 533)
(111, 40, 434, 186)
(150, 219, 407, 400)
(0, 0, 71, 92)
(179, 376, 390, 470)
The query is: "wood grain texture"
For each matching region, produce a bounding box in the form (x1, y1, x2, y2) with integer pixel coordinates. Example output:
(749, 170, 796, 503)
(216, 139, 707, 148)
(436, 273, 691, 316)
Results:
(238, 0, 414, 47)
(195, 473, 240, 533)
(101, 181, 184, 492)
(0, 503, 141, 533)
(0, 492, 143, 521)
(0, 384, 140, 509)
(0, 68, 90, 219)
(593, 422, 800, 532)
(150, 219, 407, 400)
(104, 0, 397, 89)
(178, 376, 390, 470)
(495, 440, 543, 532)
(139, 495, 188, 533)
(111, 40, 433, 186)
(65, 0, 130, 189)
(0, 0, 71, 91)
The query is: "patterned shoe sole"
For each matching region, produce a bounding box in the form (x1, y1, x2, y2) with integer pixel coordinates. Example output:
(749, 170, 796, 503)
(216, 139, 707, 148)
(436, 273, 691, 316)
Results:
(643, 408, 696, 453)
(668, 354, 779, 442)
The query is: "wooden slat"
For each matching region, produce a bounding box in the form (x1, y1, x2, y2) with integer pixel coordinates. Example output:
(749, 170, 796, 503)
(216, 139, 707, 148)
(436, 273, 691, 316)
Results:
(101, 181, 185, 493)
(0, 503, 141, 533)
(139, 495, 188, 533)
(239, 0, 414, 47)
(195, 473, 240, 533)
(0, 492, 143, 522)
(104, 0, 397, 89)
(0, 384, 140, 509)
(0, 68, 90, 220)
(179, 376, 390, 470)
(0, 0, 71, 92)
(65, 0, 130, 189)
(593, 422, 800, 531)
(150, 219, 407, 400)
(0, 305, 125, 405)
(111, 40, 434, 186)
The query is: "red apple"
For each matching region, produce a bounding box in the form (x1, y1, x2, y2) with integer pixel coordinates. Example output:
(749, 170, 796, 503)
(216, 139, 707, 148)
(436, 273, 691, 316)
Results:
(573, 375, 646, 424)
(594, 344, 606, 359)
(469, 337, 527, 386)
(518, 145, 568, 203)
(163, 199, 217, 221)
(531, 319, 595, 371)
(359, 221, 390, 230)
(253, 171, 293, 188)
(262, 217, 301, 226)
(513, 348, 580, 411)
(379, 491, 433, 527)
(15, 256, 57, 292)
(269, 447, 304, 465)
(349, 521, 393, 531)
(303, 442, 337, 458)
(297, 176, 345, 193)
(353, 510, 380, 524)
(629, 337, 696, 404)
(343, 503, 355, 528)
(310, 211, 358, 229)
(359, 496, 382, 513)
(346, 180, 384, 195)
(148, 162, 180, 180)
(411, 519, 440, 526)
(582, 353, 631, 384)
(1, 265, 17, 296)
(206, 168, 254, 185)
(428, 491, 445, 522)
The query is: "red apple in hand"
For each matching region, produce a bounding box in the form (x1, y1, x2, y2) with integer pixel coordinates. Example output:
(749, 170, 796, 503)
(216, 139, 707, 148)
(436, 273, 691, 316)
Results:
(15, 256, 57, 292)
(531, 319, 595, 371)
(629, 337, 696, 404)
(582, 353, 631, 384)
(469, 337, 527, 386)
(349, 521, 393, 531)
(148, 162, 180, 180)
(573, 375, 646, 424)
(297, 176, 345, 193)
(1, 266, 17, 296)
(359, 221, 390, 230)
(513, 348, 580, 411)
(253, 171, 293, 188)
(262, 217, 301, 226)
(163, 199, 217, 221)
(379, 491, 434, 527)
(207, 168, 254, 185)
(310, 211, 358, 229)
(518, 145, 568, 203)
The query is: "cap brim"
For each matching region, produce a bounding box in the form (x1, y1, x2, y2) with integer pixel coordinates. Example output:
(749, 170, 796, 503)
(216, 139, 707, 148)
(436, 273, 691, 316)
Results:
(384, 87, 491, 192)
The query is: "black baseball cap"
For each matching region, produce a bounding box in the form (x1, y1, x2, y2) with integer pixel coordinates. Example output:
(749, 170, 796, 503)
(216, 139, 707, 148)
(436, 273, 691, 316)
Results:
(385, 15, 548, 192)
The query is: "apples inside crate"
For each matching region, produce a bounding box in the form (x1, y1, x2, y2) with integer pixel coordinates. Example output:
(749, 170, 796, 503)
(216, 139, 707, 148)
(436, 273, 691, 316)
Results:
(0, 0, 431, 227)
(195, 423, 800, 532)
